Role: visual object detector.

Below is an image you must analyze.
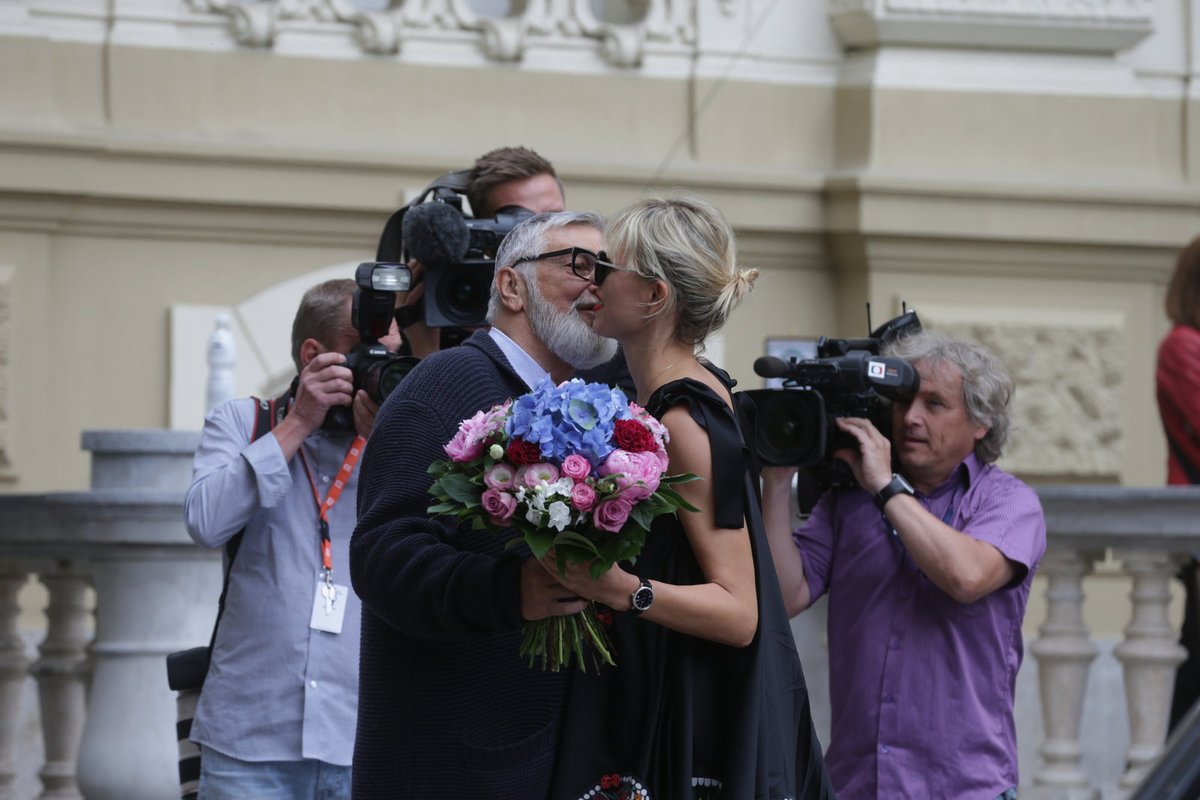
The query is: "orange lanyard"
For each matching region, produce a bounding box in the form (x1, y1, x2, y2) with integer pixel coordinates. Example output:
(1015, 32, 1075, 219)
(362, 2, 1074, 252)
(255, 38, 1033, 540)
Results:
(298, 436, 366, 578)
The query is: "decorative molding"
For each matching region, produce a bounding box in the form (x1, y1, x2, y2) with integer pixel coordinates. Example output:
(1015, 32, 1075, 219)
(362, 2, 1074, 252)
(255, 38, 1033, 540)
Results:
(936, 319, 1124, 478)
(0, 267, 12, 482)
(828, 0, 1154, 54)
(185, 0, 695, 65)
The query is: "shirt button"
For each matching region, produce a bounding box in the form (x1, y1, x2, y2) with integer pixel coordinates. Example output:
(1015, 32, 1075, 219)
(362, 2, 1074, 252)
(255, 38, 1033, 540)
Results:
(883, 693, 894, 703)
(880, 745, 890, 754)
(321, 476, 331, 484)
(900, 589, 911, 599)
(889, 639, 900, 650)
(310, 680, 318, 689)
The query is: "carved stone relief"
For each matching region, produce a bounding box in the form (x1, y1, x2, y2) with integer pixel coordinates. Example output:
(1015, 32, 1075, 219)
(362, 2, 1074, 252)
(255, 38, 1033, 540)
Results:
(186, 0, 695, 65)
(936, 320, 1124, 478)
(0, 267, 12, 480)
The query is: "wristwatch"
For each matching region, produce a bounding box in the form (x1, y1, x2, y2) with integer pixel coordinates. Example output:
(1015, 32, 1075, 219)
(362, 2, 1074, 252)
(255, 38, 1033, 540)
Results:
(874, 473, 915, 512)
(630, 578, 654, 615)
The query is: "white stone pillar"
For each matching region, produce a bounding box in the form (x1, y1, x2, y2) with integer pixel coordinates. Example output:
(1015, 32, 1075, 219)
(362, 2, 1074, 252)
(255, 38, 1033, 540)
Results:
(1113, 550, 1189, 790)
(67, 429, 218, 800)
(0, 563, 32, 798)
(31, 565, 91, 800)
(1029, 548, 1100, 799)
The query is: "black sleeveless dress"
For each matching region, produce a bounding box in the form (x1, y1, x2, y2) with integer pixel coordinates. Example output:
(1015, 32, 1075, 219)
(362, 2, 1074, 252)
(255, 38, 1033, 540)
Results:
(549, 367, 836, 800)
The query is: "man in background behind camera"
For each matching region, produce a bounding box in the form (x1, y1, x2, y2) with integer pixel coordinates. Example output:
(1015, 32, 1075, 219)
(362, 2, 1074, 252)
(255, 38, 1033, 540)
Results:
(397, 145, 566, 358)
(183, 279, 401, 799)
(762, 331, 1046, 800)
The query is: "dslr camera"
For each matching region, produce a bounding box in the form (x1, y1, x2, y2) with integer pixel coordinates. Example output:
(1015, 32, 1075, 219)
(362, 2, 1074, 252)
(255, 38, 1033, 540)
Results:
(375, 169, 533, 332)
(744, 310, 922, 499)
(322, 262, 420, 432)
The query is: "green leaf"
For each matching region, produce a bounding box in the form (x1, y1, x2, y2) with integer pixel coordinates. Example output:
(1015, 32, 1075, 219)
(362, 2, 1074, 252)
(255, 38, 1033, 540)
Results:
(524, 528, 555, 559)
(553, 530, 601, 558)
(660, 471, 701, 485)
(656, 486, 700, 513)
(438, 473, 482, 507)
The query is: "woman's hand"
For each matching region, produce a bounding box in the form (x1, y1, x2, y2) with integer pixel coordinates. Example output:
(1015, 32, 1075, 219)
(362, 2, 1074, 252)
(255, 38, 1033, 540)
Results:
(537, 552, 640, 612)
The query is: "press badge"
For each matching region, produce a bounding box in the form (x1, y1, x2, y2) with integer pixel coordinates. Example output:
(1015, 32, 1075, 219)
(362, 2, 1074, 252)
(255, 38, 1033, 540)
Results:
(309, 579, 349, 634)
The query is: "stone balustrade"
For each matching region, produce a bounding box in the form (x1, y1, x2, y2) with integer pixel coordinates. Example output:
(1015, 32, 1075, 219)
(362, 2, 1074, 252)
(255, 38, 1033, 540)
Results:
(1, 440, 1199, 798)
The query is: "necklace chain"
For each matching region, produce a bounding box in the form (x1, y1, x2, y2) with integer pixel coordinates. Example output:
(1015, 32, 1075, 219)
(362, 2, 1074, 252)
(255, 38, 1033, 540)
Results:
(648, 360, 678, 387)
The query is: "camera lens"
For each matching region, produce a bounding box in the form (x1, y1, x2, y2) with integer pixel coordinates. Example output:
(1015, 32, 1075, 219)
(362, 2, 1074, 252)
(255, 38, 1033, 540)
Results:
(753, 390, 826, 467)
(360, 354, 420, 404)
(436, 265, 493, 327)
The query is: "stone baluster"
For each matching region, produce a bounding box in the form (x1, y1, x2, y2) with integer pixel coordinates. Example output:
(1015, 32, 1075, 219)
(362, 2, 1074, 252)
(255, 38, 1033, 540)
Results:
(1113, 549, 1188, 790)
(1029, 548, 1100, 800)
(31, 564, 91, 800)
(0, 563, 32, 798)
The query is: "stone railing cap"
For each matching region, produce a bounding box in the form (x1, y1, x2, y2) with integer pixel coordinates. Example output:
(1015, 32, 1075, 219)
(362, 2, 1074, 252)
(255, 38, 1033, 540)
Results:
(81, 429, 201, 454)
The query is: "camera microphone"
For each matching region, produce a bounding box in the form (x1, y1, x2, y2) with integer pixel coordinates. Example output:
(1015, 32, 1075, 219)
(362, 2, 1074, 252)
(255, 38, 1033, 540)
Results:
(753, 356, 791, 379)
(401, 201, 470, 266)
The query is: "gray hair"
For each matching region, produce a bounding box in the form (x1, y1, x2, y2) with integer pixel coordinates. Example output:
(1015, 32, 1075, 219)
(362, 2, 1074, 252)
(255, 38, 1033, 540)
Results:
(486, 210, 605, 322)
(603, 192, 757, 346)
(884, 330, 1014, 464)
(290, 278, 356, 373)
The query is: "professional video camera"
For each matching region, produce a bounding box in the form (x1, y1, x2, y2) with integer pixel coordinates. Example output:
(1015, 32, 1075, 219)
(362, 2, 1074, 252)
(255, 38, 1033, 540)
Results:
(744, 309, 923, 499)
(374, 169, 533, 332)
(323, 262, 420, 432)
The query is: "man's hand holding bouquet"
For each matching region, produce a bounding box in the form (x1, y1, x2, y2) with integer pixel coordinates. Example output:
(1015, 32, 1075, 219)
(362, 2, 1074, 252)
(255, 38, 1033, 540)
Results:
(428, 377, 697, 672)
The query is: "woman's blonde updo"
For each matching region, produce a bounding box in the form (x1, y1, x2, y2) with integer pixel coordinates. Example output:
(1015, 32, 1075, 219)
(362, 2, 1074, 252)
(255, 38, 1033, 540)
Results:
(605, 192, 757, 345)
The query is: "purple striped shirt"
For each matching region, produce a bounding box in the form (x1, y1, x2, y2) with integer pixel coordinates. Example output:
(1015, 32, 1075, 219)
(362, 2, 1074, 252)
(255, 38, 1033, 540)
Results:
(795, 453, 1046, 800)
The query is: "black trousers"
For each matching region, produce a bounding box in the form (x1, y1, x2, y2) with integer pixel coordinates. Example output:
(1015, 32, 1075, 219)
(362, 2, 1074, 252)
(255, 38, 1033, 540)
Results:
(1170, 559, 1200, 731)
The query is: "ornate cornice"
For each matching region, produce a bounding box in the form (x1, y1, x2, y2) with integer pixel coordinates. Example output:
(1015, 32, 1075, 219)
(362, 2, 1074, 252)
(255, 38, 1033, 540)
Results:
(184, 0, 696, 66)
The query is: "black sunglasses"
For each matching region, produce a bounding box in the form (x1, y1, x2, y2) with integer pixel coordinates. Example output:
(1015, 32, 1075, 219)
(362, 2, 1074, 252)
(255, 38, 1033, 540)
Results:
(511, 247, 641, 286)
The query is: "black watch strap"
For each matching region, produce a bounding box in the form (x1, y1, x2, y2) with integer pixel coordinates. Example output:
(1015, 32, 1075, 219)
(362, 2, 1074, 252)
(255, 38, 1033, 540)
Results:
(874, 474, 915, 512)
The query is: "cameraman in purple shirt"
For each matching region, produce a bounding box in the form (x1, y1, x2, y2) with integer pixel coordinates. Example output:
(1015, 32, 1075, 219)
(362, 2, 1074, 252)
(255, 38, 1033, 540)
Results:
(763, 331, 1046, 800)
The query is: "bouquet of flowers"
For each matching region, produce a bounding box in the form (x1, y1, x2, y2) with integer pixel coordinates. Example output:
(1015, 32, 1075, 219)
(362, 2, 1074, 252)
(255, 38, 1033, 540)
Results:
(427, 377, 697, 672)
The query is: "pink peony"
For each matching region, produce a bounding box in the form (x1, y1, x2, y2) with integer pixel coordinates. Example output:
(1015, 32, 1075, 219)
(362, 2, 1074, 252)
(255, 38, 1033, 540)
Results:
(481, 487, 517, 524)
(443, 408, 501, 462)
(570, 482, 597, 512)
(560, 453, 592, 482)
(593, 496, 635, 533)
(599, 450, 664, 497)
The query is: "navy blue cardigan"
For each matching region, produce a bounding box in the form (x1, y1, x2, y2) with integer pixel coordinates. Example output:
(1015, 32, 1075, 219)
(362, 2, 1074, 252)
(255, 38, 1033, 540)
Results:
(350, 331, 567, 800)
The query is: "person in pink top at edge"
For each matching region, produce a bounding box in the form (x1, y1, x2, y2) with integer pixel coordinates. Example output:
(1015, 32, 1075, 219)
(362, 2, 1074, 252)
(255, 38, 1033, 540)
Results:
(762, 330, 1046, 800)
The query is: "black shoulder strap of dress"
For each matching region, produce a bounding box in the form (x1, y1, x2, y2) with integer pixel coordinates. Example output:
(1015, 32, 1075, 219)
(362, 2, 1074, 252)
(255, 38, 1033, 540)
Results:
(1166, 430, 1200, 485)
(207, 390, 291, 651)
(651, 377, 747, 529)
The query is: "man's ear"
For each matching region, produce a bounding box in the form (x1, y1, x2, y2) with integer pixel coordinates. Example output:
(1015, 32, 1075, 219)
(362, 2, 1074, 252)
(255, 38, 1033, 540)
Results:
(298, 337, 324, 370)
(495, 266, 527, 313)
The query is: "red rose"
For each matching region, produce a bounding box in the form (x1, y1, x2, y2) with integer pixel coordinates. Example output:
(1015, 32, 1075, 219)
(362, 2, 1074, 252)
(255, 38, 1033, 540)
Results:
(506, 438, 542, 465)
(600, 773, 621, 790)
(596, 610, 613, 626)
(613, 419, 655, 453)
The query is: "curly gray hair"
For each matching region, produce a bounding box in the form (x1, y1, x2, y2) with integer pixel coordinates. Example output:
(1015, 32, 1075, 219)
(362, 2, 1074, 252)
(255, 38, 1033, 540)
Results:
(884, 331, 1014, 464)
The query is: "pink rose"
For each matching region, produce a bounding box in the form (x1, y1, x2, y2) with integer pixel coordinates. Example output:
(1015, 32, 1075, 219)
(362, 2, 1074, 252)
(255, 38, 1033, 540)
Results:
(570, 482, 597, 512)
(483, 463, 516, 490)
(599, 450, 663, 498)
(561, 454, 592, 481)
(481, 488, 517, 524)
(593, 496, 635, 533)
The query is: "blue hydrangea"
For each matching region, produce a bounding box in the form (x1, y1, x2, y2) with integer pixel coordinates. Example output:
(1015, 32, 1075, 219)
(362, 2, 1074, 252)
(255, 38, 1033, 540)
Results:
(506, 378, 631, 466)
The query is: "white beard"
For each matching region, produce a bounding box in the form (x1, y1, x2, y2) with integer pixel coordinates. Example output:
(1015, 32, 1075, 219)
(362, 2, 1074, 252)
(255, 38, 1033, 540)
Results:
(526, 281, 618, 370)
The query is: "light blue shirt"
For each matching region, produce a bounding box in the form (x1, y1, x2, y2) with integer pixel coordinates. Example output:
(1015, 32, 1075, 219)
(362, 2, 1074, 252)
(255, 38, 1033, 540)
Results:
(489, 327, 549, 391)
(183, 397, 361, 765)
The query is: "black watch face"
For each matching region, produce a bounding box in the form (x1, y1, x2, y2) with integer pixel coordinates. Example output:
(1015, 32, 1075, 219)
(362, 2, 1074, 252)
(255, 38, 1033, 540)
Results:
(633, 586, 653, 611)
